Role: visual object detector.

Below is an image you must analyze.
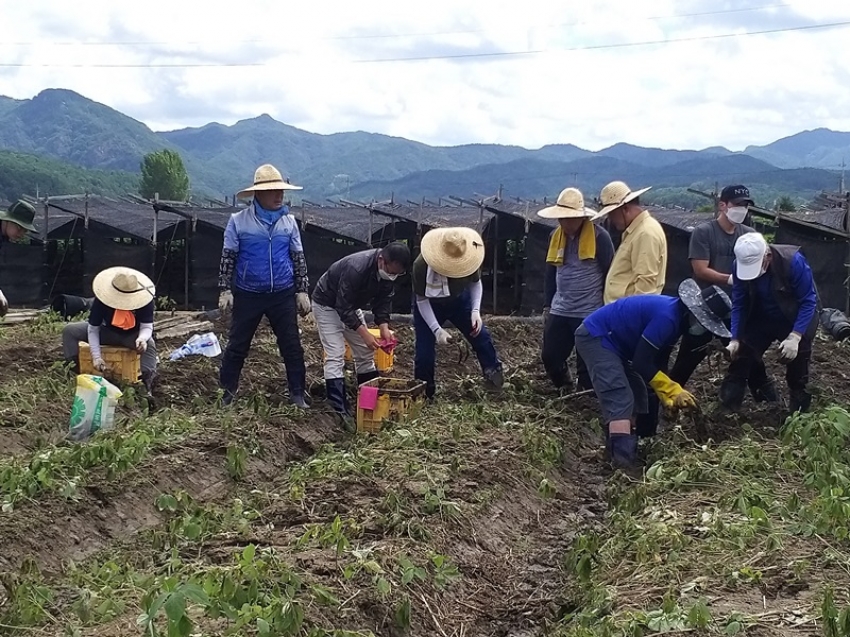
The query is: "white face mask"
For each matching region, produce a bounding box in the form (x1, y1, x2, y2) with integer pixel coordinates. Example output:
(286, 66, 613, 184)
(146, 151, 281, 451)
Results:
(378, 268, 398, 281)
(726, 206, 748, 224)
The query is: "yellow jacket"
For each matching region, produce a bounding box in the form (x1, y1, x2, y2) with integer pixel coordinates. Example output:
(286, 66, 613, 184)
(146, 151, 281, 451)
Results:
(604, 210, 668, 304)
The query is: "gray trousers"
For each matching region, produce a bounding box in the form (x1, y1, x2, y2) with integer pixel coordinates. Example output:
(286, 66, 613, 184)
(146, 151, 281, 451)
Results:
(62, 321, 157, 373)
(313, 303, 375, 379)
(574, 324, 648, 424)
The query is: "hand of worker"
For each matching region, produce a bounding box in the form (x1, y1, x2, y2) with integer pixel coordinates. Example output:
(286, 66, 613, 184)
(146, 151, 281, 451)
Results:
(672, 389, 698, 412)
(379, 323, 393, 343)
(778, 332, 802, 362)
(218, 290, 233, 314)
(0, 289, 7, 317)
(295, 292, 311, 317)
(92, 357, 108, 373)
(135, 338, 147, 353)
(470, 310, 483, 337)
(434, 328, 452, 345)
(726, 339, 740, 360)
(358, 325, 380, 351)
(649, 371, 696, 413)
(727, 273, 734, 286)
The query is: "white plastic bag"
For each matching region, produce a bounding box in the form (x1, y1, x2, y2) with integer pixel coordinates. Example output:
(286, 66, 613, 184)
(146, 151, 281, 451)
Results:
(68, 374, 123, 442)
(168, 332, 222, 361)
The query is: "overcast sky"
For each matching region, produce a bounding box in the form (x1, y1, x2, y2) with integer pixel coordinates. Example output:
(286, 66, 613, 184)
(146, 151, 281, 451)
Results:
(2, 0, 849, 154)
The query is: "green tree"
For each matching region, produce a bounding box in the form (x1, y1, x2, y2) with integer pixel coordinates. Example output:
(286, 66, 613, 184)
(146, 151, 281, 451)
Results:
(139, 149, 189, 201)
(775, 195, 796, 212)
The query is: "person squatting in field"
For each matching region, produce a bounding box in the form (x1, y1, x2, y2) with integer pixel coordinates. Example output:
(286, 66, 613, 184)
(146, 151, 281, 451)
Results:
(312, 242, 411, 429)
(574, 279, 732, 468)
(411, 226, 504, 399)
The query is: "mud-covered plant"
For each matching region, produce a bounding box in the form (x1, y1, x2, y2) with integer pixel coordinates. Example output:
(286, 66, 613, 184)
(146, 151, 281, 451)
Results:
(226, 444, 248, 480)
(0, 559, 55, 628)
(429, 554, 460, 590)
(422, 485, 461, 520)
(821, 584, 850, 637)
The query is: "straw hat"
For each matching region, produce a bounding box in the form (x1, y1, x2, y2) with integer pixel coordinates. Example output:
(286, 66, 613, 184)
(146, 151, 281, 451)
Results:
(537, 187, 597, 219)
(92, 266, 156, 311)
(236, 164, 302, 199)
(420, 227, 485, 278)
(596, 181, 652, 217)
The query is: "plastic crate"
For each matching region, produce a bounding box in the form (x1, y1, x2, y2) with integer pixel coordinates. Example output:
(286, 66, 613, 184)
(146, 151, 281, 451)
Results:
(324, 328, 395, 372)
(78, 342, 141, 383)
(356, 377, 426, 434)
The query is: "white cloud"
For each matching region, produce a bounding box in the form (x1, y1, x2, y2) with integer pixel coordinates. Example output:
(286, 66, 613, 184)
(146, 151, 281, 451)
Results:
(2, 0, 850, 157)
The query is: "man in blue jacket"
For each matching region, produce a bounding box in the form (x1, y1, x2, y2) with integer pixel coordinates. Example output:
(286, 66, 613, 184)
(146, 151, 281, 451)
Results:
(218, 164, 312, 407)
(575, 279, 732, 468)
(722, 232, 819, 413)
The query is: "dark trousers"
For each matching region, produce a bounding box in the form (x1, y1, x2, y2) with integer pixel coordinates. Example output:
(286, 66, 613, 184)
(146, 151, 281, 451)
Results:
(722, 321, 812, 411)
(670, 330, 770, 392)
(542, 314, 591, 389)
(414, 291, 501, 398)
(219, 287, 306, 395)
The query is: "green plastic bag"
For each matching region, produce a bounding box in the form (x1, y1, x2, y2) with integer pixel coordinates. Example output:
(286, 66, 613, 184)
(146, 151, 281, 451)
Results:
(69, 374, 123, 442)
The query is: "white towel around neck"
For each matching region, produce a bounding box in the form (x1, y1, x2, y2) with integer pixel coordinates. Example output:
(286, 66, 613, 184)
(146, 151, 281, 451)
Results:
(425, 266, 451, 298)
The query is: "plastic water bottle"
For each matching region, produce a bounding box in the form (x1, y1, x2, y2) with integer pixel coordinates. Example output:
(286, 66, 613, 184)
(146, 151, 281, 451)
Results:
(168, 332, 222, 361)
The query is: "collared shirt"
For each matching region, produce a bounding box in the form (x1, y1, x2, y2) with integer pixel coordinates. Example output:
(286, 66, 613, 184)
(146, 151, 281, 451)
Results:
(603, 210, 668, 304)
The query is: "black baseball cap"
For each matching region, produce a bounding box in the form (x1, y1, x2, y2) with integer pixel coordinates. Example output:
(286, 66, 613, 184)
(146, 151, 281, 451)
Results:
(720, 185, 754, 206)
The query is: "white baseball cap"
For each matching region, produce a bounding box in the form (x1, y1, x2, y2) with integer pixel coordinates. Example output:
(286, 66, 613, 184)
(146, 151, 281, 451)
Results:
(734, 232, 768, 281)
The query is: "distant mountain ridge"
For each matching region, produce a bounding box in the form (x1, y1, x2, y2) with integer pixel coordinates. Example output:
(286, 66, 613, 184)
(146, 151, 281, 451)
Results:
(0, 88, 845, 207)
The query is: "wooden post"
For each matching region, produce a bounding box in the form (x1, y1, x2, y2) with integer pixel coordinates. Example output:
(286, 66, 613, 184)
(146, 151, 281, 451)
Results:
(493, 214, 499, 313)
(845, 193, 850, 315)
(368, 209, 374, 247)
(184, 218, 190, 311)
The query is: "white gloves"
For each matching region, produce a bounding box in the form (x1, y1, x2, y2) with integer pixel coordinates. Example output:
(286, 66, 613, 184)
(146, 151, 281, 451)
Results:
(726, 339, 740, 359)
(0, 289, 6, 317)
(434, 328, 452, 345)
(296, 292, 312, 317)
(471, 310, 483, 337)
(778, 332, 801, 362)
(135, 338, 148, 353)
(218, 290, 233, 313)
(92, 357, 108, 372)
(727, 274, 734, 286)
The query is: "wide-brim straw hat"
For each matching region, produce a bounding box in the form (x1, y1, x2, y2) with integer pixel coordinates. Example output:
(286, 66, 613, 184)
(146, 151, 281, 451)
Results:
(92, 266, 156, 311)
(537, 187, 597, 219)
(236, 163, 302, 199)
(420, 227, 485, 278)
(596, 180, 652, 217)
(678, 278, 732, 339)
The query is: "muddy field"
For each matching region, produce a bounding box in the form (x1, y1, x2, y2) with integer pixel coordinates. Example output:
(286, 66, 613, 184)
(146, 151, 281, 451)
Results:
(0, 313, 849, 636)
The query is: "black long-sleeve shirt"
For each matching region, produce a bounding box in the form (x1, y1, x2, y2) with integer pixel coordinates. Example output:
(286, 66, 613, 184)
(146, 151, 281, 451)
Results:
(311, 249, 395, 331)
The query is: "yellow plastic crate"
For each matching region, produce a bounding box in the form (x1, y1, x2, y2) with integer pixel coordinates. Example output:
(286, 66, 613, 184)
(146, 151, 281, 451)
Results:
(79, 342, 141, 383)
(356, 377, 426, 434)
(324, 328, 395, 372)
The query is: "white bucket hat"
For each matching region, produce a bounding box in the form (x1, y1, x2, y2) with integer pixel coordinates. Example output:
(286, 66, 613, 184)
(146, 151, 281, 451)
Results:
(92, 267, 156, 311)
(596, 180, 652, 217)
(420, 227, 485, 278)
(537, 187, 597, 219)
(236, 164, 302, 199)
